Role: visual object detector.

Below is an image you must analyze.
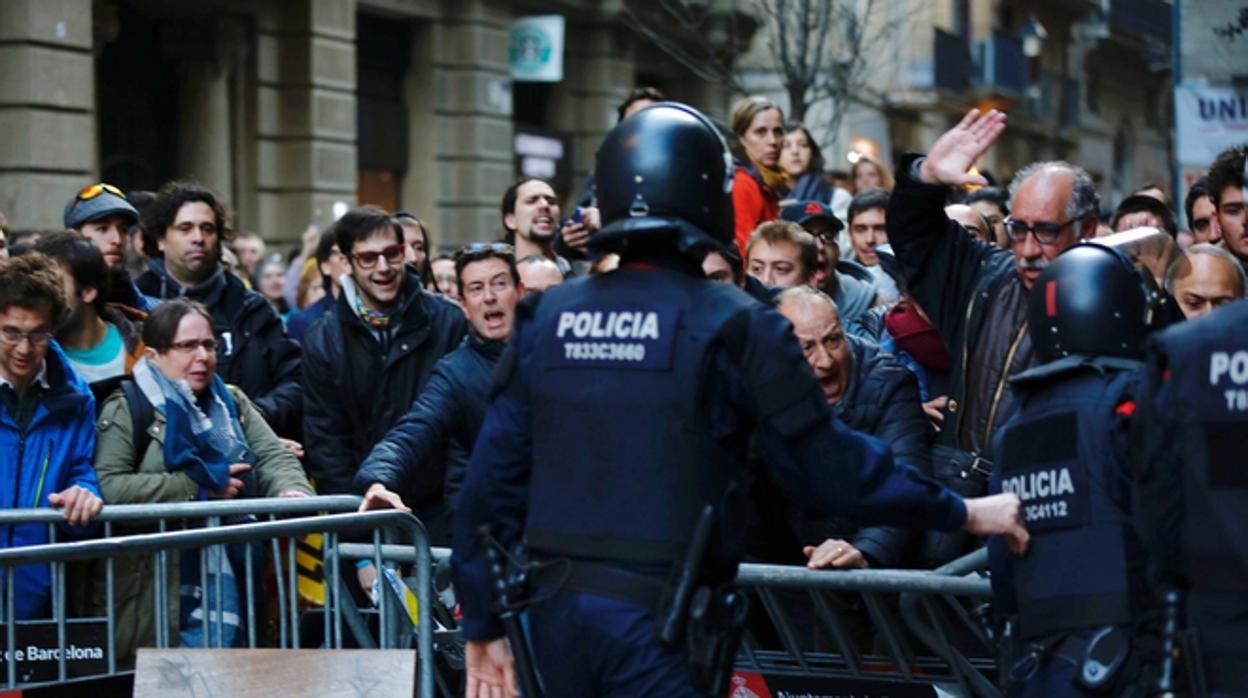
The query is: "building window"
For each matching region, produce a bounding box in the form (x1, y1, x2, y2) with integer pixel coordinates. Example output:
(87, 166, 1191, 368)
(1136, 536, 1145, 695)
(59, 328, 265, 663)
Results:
(1086, 72, 1101, 115)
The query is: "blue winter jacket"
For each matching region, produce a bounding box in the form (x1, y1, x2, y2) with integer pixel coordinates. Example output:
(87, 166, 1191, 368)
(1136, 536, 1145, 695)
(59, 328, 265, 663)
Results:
(0, 341, 100, 619)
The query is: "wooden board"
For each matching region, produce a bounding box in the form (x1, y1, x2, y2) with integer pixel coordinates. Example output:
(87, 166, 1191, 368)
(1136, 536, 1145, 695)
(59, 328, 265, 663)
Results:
(134, 649, 415, 697)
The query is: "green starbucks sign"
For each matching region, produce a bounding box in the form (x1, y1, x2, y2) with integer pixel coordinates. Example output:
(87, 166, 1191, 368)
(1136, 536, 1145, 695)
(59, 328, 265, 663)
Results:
(510, 15, 565, 82)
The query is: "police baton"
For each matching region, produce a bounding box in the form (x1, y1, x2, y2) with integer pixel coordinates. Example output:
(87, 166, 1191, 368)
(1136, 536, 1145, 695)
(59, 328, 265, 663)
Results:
(479, 526, 544, 698)
(659, 505, 715, 646)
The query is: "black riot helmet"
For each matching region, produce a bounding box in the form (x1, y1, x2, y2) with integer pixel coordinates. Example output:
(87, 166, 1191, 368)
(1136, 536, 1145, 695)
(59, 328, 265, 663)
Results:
(1029, 241, 1172, 362)
(590, 102, 735, 255)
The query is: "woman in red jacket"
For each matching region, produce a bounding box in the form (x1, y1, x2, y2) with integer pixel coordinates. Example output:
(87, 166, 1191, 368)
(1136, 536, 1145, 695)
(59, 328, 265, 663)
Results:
(730, 96, 787, 256)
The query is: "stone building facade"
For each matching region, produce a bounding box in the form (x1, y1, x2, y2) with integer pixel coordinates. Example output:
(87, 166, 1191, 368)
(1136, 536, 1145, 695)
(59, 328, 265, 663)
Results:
(0, 0, 735, 248)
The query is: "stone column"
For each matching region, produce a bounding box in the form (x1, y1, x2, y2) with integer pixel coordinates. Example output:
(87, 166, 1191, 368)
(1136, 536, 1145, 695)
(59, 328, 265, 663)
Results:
(160, 17, 250, 203)
(0, 0, 96, 229)
(423, 0, 514, 249)
(253, 0, 357, 245)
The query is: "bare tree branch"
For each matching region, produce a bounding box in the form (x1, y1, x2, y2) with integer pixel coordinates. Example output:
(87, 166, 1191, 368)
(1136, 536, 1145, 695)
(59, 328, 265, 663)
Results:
(624, 0, 917, 136)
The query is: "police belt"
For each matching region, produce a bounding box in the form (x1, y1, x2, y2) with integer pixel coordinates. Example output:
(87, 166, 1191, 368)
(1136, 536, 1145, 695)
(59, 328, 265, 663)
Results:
(1046, 633, 1093, 667)
(530, 558, 668, 612)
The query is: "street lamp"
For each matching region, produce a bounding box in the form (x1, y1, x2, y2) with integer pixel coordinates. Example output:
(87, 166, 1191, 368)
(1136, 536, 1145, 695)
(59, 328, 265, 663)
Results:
(1021, 14, 1047, 58)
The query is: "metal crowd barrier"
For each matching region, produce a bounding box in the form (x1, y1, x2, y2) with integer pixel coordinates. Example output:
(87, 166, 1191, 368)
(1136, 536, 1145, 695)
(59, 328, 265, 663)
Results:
(0, 499, 437, 698)
(734, 548, 1001, 697)
(346, 543, 1001, 696)
(2, 497, 999, 697)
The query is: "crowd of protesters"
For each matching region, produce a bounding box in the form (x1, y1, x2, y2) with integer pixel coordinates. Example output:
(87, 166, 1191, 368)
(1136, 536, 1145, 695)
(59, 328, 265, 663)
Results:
(1, 86, 1246, 665)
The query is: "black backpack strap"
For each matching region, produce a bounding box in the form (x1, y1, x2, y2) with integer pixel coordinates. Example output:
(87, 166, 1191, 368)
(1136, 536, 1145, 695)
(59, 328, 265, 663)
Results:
(120, 379, 156, 460)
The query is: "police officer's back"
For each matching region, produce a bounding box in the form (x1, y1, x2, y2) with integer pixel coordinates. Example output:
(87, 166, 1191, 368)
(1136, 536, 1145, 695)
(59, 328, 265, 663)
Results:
(451, 103, 1029, 697)
(1136, 298, 1248, 695)
(988, 242, 1174, 696)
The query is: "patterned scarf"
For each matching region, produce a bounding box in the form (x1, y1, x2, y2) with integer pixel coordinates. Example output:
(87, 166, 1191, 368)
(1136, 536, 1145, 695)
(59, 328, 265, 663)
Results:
(132, 357, 251, 492)
(354, 293, 393, 329)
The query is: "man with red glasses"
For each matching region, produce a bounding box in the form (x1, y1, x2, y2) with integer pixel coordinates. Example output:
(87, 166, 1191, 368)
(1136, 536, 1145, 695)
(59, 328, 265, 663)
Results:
(301, 205, 466, 545)
(63, 182, 155, 311)
(888, 110, 1098, 465)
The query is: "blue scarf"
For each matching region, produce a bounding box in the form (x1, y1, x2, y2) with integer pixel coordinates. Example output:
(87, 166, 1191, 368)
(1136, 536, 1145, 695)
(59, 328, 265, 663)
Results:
(132, 358, 251, 493)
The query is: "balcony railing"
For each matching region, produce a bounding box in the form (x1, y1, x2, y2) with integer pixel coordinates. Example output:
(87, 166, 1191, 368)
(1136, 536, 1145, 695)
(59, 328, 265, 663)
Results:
(973, 32, 1026, 96)
(1109, 0, 1172, 45)
(933, 28, 972, 92)
(1025, 72, 1081, 128)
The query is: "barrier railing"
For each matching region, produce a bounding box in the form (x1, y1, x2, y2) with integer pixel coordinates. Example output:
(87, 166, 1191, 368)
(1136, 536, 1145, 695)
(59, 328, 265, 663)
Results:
(0, 502, 436, 698)
(342, 542, 1002, 696)
(3, 499, 1000, 697)
(734, 549, 1000, 697)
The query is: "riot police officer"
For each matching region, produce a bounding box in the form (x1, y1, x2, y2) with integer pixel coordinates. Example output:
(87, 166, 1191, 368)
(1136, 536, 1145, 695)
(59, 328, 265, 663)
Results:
(451, 103, 1029, 697)
(988, 239, 1175, 696)
(1135, 297, 1248, 696)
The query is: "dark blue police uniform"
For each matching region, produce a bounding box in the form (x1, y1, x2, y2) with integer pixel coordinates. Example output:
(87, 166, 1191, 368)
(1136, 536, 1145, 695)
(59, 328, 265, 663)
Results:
(452, 261, 970, 696)
(988, 356, 1150, 697)
(1136, 299, 1248, 696)
(983, 239, 1182, 697)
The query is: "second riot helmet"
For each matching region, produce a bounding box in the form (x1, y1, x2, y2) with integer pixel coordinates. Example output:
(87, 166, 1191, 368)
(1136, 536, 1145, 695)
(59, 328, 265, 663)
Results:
(1029, 241, 1172, 363)
(591, 102, 735, 254)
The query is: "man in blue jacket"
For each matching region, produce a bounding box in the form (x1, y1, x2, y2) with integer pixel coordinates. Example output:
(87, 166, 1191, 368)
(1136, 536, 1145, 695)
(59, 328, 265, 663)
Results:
(0, 253, 103, 620)
(355, 243, 523, 515)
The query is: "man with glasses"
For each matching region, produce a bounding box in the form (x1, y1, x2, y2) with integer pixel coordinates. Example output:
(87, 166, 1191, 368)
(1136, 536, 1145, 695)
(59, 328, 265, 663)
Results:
(888, 108, 1098, 459)
(776, 201, 879, 323)
(0, 253, 103, 620)
(135, 181, 303, 439)
(356, 243, 522, 520)
(301, 205, 466, 544)
(63, 182, 155, 311)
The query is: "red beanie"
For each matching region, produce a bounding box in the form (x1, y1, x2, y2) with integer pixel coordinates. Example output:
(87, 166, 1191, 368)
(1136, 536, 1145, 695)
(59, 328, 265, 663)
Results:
(884, 299, 952, 371)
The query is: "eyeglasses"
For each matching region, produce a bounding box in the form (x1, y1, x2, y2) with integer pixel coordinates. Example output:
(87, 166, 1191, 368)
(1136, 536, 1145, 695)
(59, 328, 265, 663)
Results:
(0, 327, 54, 347)
(167, 339, 219, 354)
(1004, 217, 1079, 246)
(68, 183, 126, 212)
(454, 242, 514, 262)
(351, 244, 405, 270)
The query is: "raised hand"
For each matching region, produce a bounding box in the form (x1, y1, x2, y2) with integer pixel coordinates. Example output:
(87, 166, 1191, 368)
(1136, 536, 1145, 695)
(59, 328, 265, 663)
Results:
(919, 109, 1006, 187)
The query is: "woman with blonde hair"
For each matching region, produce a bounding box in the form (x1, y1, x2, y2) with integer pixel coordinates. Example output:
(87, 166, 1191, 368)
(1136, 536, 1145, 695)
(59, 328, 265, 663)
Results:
(730, 96, 787, 255)
(850, 154, 895, 193)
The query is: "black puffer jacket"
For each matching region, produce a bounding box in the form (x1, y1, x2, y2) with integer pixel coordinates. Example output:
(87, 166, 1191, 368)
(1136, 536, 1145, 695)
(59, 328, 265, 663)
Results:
(137, 264, 302, 436)
(301, 271, 467, 515)
(800, 335, 934, 567)
(354, 332, 504, 514)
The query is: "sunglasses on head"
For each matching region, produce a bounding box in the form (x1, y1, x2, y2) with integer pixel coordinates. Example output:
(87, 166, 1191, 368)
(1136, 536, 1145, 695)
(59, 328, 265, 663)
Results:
(70, 183, 125, 210)
(454, 242, 515, 262)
